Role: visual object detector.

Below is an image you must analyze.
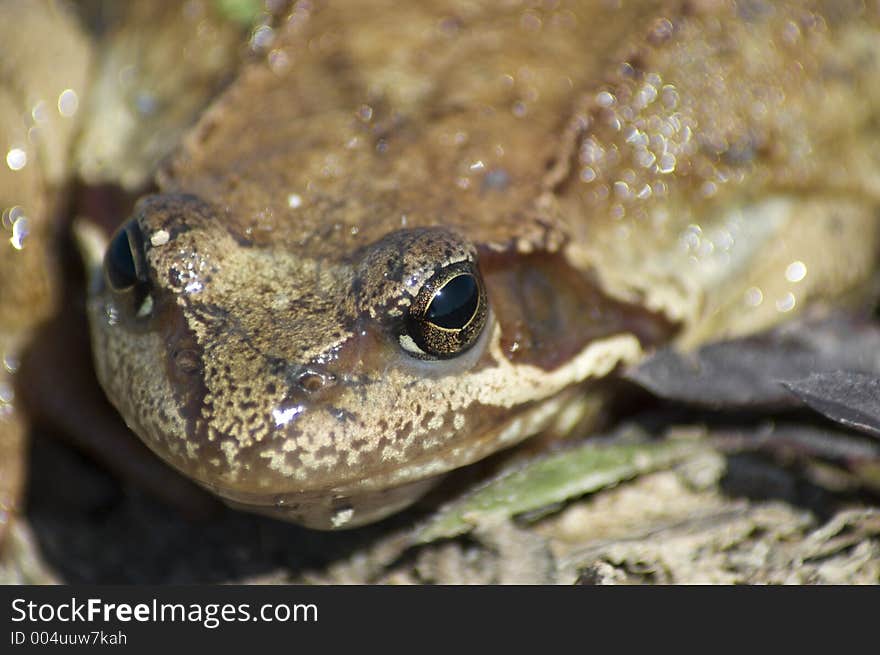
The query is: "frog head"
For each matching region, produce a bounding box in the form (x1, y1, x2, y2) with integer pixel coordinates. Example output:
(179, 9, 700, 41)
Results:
(85, 193, 666, 528)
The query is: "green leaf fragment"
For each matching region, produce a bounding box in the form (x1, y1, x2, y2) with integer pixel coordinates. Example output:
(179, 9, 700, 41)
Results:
(415, 438, 704, 544)
(213, 0, 262, 26)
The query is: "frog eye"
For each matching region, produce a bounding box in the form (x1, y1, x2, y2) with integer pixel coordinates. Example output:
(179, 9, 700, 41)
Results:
(403, 261, 487, 359)
(104, 219, 151, 312)
(105, 220, 148, 291)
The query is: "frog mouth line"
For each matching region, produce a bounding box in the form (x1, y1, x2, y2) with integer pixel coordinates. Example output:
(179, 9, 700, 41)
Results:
(204, 387, 582, 505)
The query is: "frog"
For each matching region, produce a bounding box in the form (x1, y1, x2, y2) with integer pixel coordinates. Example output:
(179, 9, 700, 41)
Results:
(5, 1, 880, 542)
(81, 0, 880, 530)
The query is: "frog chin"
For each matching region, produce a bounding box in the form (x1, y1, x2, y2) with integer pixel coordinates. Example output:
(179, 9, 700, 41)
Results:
(198, 389, 584, 531)
(210, 476, 441, 530)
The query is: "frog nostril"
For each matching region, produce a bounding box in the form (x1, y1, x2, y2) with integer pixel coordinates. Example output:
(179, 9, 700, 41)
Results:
(297, 370, 334, 393)
(173, 348, 202, 376)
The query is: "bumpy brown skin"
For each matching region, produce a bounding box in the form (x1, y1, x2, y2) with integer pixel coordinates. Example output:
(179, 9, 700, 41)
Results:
(89, 1, 880, 529)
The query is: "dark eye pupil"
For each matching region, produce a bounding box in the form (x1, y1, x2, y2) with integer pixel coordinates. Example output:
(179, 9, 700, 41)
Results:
(105, 228, 138, 290)
(426, 274, 478, 329)
(404, 263, 487, 360)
